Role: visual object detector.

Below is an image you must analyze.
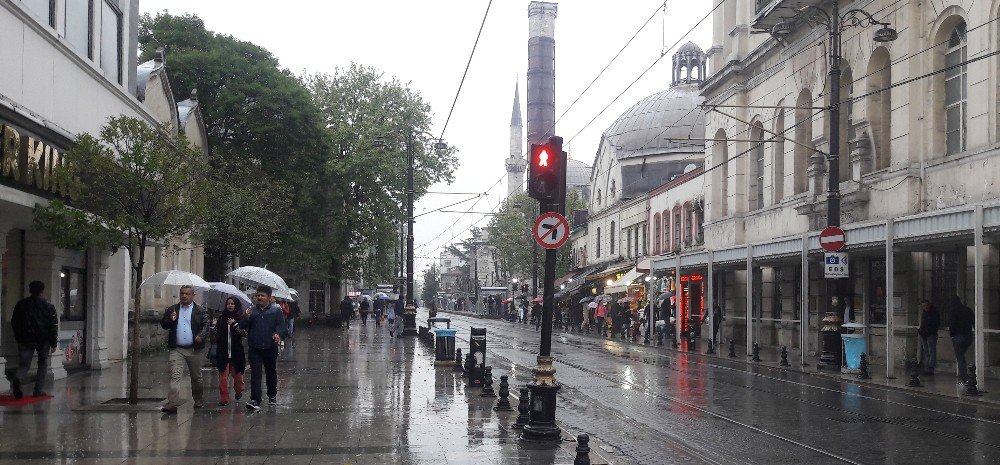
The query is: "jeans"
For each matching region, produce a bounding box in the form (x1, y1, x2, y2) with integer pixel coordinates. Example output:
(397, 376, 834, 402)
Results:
(952, 334, 972, 381)
(248, 346, 278, 403)
(361, 312, 369, 325)
(920, 334, 938, 372)
(287, 318, 295, 335)
(167, 346, 204, 407)
(15, 342, 50, 395)
(218, 363, 245, 403)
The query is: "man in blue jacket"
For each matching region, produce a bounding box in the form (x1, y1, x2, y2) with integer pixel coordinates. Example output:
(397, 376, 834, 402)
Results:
(241, 285, 285, 410)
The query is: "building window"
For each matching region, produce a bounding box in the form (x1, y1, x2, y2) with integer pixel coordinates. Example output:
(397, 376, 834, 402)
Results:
(772, 107, 785, 201)
(944, 21, 967, 155)
(840, 67, 855, 178)
(683, 204, 693, 245)
(673, 208, 682, 250)
(752, 122, 765, 210)
(652, 213, 661, 254)
(868, 47, 892, 171)
(772, 267, 783, 319)
(610, 180, 616, 198)
(60, 267, 87, 321)
(596, 228, 602, 258)
(635, 228, 640, 257)
(662, 212, 670, 253)
(931, 251, 959, 325)
(596, 189, 602, 207)
(641, 226, 647, 255)
(64, 0, 93, 57)
(794, 90, 812, 194)
(695, 207, 704, 243)
(626, 227, 633, 258)
(22, 0, 54, 27)
(610, 222, 616, 255)
(100, 0, 123, 84)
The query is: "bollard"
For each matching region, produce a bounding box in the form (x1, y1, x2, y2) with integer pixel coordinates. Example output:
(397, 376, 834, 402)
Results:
(780, 346, 790, 367)
(751, 342, 761, 362)
(964, 364, 982, 397)
(728, 339, 737, 358)
(512, 387, 530, 429)
(494, 375, 514, 411)
(454, 348, 464, 372)
(462, 353, 474, 379)
(574, 433, 591, 465)
(858, 353, 871, 380)
(480, 366, 497, 397)
(706, 338, 716, 355)
(905, 360, 922, 387)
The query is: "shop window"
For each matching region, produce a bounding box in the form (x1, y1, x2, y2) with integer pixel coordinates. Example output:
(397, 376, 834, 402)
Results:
(22, 0, 54, 27)
(772, 267, 783, 320)
(931, 251, 959, 324)
(869, 259, 887, 325)
(65, 0, 92, 57)
(100, 0, 123, 84)
(60, 267, 87, 321)
(944, 21, 967, 155)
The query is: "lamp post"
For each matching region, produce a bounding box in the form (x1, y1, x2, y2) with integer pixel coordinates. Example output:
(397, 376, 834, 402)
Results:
(770, 1, 896, 369)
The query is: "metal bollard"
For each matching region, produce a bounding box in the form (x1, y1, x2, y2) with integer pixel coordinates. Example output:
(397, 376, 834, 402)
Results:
(494, 375, 514, 411)
(780, 346, 790, 367)
(751, 342, 761, 362)
(512, 387, 530, 429)
(706, 338, 716, 355)
(574, 433, 591, 465)
(454, 348, 464, 372)
(728, 339, 737, 358)
(480, 366, 497, 397)
(462, 353, 474, 379)
(858, 353, 871, 380)
(964, 364, 982, 397)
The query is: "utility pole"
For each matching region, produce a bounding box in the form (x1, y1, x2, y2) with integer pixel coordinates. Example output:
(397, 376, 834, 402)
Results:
(402, 128, 418, 336)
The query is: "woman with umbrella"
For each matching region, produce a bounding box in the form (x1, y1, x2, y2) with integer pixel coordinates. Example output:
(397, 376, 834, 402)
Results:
(215, 296, 247, 406)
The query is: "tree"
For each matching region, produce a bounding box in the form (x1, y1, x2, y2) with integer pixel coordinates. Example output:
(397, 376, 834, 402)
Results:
(421, 265, 442, 305)
(33, 116, 210, 404)
(139, 13, 324, 280)
(487, 190, 585, 282)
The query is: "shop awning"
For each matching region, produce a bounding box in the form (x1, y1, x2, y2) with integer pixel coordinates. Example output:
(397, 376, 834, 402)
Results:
(559, 264, 606, 295)
(605, 267, 645, 294)
(585, 262, 633, 282)
(554, 271, 578, 287)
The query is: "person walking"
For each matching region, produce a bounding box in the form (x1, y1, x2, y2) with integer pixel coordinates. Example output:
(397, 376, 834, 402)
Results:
(373, 297, 384, 327)
(338, 296, 353, 330)
(241, 286, 286, 410)
(160, 285, 210, 413)
(6, 281, 58, 399)
(711, 304, 723, 343)
(215, 297, 246, 406)
(388, 297, 404, 338)
(286, 300, 301, 338)
(359, 297, 371, 325)
(948, 294, 975, 384)
(917, 299, 940, 375)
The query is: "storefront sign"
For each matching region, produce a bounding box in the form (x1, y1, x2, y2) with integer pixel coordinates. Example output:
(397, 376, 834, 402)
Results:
(0, 122, 69, 196)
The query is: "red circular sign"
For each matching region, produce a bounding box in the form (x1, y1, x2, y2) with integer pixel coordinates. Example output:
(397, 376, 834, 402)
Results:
(819, 226, 846, 252)
(533, 212, 570, 249)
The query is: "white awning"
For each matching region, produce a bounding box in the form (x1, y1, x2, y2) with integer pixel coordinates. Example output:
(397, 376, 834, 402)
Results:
(605, 267, 645, 294)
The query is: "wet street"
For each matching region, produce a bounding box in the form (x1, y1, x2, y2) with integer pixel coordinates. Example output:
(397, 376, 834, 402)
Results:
(1, 311, 1000, 464)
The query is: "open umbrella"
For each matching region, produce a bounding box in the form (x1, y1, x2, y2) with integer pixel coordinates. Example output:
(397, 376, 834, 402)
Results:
(140, 270, 210, 290)
(206, 282, 252, 310)
(655, 291, 674, 305)
(579, 296, 594, 304)
(226, 266, 292, 300)
(595, 294, 611, 301)
(288, 288, 299, 302)
(376, 292, 389, 299)
(531, 297, 543, 304)
(502, 298, 512, 304)
(617, 296, 636, 304)
(587, 301, 599, 309)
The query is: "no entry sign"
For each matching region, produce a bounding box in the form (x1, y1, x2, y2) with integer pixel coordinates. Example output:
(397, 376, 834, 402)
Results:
(533, 212, 570, 249)
(819, 226, 846, 252)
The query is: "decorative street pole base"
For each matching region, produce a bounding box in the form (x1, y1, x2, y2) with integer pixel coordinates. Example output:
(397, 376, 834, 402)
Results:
(402, 303, 418, 336)
(818, 311, 842, 370)
(520, 356, 562, 443)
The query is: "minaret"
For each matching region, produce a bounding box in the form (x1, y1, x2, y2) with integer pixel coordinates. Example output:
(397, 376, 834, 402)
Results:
(527, 1, 557, 146)
(505, 83, 525, 197)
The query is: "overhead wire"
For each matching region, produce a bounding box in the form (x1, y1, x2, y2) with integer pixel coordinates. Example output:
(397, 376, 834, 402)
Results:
(438, 0, 494, 141)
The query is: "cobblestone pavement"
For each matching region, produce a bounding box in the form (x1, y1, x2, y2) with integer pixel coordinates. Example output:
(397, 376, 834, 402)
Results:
(441, 311, 1000, 465)
(0, 311, 607, 465)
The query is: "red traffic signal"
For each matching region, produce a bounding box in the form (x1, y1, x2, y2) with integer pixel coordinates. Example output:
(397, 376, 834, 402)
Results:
(528, 138, 566, 202)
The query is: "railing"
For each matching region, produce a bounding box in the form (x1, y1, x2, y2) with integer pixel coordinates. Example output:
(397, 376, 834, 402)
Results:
(756, 0, 775, 14)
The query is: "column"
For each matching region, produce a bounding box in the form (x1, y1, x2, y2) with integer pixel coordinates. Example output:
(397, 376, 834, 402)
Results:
(974, 206, 985, 389)
(885, 219, 895, 379)
(800, 234, 809, 366)
(87, 247, 112, 369)
(0, 221, 12, 390)
(746, 245, 753, 357)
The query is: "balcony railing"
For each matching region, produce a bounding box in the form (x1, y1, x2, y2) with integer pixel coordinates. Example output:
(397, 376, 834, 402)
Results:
(753, 0, 826, 32)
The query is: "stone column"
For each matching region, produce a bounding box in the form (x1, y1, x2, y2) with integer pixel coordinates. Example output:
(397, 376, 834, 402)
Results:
(23, 236, 67, 381)
(86, 247, 112, 369)
(0, 221, 12, 390)
(849, 128, 873, 182)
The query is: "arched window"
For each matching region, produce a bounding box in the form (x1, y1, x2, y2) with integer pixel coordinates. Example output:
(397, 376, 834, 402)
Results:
(944, 20, 967, 155)
(867, 47, 892, 171)
(683, 203, 693, 245)
(695, 206, 705, 243)
(750, 121, 765, 210)
(610, 179, 616, 198)
(596, 228, 602, 258)
(652, 213, 662, 254)
(610, 222, 616, 255)
(840, 67, 854, 179)
(673, 206, 682, 250)
(712, 128, 730, 216)
(773, 106, 785, 201)
(596, 189, 602, 207)
(662, 210, 670, 252)
(794, 89, 813, 194)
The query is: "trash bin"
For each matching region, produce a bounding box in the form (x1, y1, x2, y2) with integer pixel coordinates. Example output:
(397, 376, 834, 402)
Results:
(434, 328, 457, 365)
(841, 322, 867, 373)
(470, 327, 486, 385)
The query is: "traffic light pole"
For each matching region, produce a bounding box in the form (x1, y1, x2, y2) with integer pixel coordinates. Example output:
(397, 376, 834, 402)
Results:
(402, 128, 418, 336)
(522, 136, 565, 443)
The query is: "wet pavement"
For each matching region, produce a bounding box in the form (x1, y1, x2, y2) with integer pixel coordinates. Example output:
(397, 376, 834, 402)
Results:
(4, 310, 1000, 464)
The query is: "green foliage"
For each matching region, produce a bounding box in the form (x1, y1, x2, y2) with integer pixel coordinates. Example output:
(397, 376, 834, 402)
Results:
(486, 190, 586, 282)
(421, 264, 442, 304)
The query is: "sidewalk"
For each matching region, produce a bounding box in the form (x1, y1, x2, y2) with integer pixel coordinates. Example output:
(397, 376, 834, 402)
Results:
(0, 320, 611, 464)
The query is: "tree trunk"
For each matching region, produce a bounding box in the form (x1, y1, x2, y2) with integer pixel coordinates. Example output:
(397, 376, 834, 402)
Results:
(127, 243, 146, 404)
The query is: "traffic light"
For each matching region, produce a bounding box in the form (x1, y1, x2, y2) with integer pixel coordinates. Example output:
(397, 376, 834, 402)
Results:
(527, 136, 567, 202)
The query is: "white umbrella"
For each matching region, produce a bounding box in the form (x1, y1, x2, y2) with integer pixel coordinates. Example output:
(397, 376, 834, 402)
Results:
(140, 270, 210, 290)
(206, 282, 252, 310)
(288, 288, 299, 302)
(588, 302, 599, 309)
(226, 266, 292, 300)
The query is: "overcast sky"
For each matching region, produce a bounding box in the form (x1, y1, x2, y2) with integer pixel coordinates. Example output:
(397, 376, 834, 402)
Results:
(140, 0, 713, 275)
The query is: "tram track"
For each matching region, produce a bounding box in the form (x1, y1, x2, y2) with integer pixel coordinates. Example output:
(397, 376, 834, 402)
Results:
(444, 312, 1000, 463)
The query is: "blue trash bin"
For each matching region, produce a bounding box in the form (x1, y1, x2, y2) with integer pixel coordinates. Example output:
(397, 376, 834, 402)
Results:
(841, 322, 867, 372)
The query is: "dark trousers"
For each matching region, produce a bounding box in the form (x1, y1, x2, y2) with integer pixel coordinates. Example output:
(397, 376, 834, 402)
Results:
(361, 312, 369, 325)
(952, 335, 972, 381)
(247, 346, 278, 402)
(15, 342, 50, 395)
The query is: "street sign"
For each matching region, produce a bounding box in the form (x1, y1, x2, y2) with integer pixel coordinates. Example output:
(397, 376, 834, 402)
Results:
(533, 212, 570, 249)
(819, 226, 846, 252)
(824, 252, 849, 278)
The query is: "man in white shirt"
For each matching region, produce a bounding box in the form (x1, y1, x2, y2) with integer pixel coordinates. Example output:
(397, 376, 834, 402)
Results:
(159, 285, 210, 413)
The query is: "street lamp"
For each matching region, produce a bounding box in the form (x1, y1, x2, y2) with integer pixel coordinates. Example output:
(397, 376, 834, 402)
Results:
(770, 1, 896, 369)
(374, 129, 448, 336)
